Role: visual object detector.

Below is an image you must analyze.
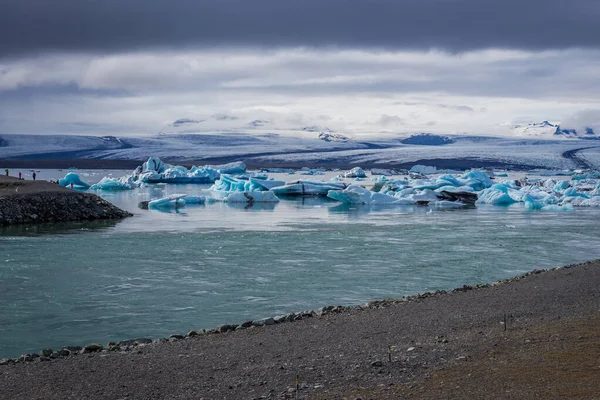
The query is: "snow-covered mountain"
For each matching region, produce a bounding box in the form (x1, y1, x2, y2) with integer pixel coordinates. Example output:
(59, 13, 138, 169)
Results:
(318, 132, 350, 142)
(503, 121, 597, 139)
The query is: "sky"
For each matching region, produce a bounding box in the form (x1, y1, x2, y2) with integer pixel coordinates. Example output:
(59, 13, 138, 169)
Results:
(1, 0, 600, 137)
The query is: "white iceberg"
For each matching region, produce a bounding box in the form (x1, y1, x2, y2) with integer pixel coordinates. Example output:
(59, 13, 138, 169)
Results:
(340, 167, 367, 178)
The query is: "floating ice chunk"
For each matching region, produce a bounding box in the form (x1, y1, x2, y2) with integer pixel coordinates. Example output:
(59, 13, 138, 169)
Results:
(260, 167, 296, 174)
(90, 176, 134, 191)
(562, 197, 600, 207)
(299, 168, 325, 175)
(340, 167, 366, 178)
(410, 189, 441, 203)
(211, 174, 253, 192)
(209, 161, 247, 175)
(211, 174, 281, 192)
(571, 171, 600, 180)
(272, 180, 348, 196)
(410, 165, 438, 174)
(249, 177, 286, 190)
(532, 169, 573, 176)
(148, 194, 187, 209)
(183, 196, 206, 204)
(370, 168, 400, 176)
(553, 180, 571, 192)
(214, 191, 279, 203)
(562, 187, 590, 199)
(327, 185, 414, 205)
(59, 173, 90, 189)
(476, 184, 518, 205)
(459, 170, 493, 191)
(436, 174, 462, 187)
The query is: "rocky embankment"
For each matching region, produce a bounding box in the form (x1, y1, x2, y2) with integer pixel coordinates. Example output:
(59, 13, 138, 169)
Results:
(0, 176, 131, 225)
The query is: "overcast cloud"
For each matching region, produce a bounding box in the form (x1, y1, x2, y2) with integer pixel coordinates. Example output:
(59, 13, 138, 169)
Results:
(1, 1, 599, 136)
(1, 0, 600, 58)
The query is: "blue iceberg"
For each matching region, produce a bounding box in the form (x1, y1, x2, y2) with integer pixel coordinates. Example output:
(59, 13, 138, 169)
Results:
(59, 173, 90, 189)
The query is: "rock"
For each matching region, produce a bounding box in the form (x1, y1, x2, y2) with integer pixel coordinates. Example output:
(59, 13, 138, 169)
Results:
(56, 349, 71, 357)
(64, 345, 82, 352)
(217, 324, 238, 333)
(81, 343, 103, 353)
(39, 356, 51, 362)
(0, 359, 9, 365)
(241, 320, 253, 328)
(273, 314, 289, 323)
(371, 361, 383, 367)
(186, 330, 199, 337)
(252, 317, 275, 327)
(169, 334, 185, 340)
(39, 348, 53, 357)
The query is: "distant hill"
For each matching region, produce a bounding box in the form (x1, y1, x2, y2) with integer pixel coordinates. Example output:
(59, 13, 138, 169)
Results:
(400, 133, 454, 145)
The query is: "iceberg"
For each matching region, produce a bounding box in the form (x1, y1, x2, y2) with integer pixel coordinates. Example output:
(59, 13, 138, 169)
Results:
(271, 180, 348, 196)
(249, 177, 286, 191)
(328, 185, 414, 205)
(459, 170, 493, 191)
(210, 174, 284, 192)
(340, 167, 367, 178)
(59, 173, 90, 189)
(476, 184, 518, 205)
(93, 157, 248, 189)
(90, 176, 136, 191)
(213, 191, 280, 203)
(370, 168, 401, 176)
(148, 194, 188, 209)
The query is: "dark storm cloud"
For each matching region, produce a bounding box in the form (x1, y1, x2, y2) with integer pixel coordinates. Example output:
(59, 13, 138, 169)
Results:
(1, 0, 599, 58)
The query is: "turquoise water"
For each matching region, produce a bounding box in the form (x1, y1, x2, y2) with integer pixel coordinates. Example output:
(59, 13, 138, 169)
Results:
(1, 170, 600, 358)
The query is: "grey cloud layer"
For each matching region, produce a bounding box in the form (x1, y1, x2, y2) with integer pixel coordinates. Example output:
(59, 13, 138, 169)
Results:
(1, 0, 599, 58)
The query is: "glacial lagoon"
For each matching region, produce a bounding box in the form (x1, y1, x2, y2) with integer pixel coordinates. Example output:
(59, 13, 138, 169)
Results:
(1, 168, 600, 358)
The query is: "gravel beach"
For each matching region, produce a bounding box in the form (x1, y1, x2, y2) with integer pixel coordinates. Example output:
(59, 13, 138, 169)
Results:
(1, 260, 599, 399)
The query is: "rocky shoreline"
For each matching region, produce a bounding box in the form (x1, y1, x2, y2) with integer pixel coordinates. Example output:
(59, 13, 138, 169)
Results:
(0, 176, 131, 225)
(2, 260, 599, 400)
(0, 266, 549, 366)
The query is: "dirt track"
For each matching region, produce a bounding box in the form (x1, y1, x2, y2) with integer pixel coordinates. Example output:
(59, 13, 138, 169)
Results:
(1, 261, 599, 399)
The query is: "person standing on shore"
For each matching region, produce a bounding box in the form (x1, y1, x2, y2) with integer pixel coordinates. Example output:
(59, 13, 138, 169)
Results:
(32, 172, 36, 181)
(18, 172, 22, 180)
(4, 168, 8, 176)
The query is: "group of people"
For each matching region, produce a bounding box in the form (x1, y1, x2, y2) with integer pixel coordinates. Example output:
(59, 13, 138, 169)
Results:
(4, 168, 36, 180)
